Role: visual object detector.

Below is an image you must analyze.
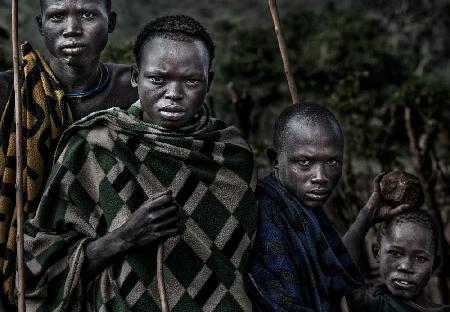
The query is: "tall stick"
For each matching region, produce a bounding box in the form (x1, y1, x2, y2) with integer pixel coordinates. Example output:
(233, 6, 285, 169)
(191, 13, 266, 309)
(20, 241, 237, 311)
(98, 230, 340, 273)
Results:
(157, 245, 169, 312)
(268, 0, 300, 104)
(11, 0, 26, 311)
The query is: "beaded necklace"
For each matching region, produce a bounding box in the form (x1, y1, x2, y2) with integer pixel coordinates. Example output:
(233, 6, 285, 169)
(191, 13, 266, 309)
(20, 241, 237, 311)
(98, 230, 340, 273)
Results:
(65, 63, 110, 98)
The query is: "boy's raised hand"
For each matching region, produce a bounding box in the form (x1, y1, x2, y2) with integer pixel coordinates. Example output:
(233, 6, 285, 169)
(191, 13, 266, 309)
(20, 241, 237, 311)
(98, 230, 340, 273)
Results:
(363, 173, 411, 225)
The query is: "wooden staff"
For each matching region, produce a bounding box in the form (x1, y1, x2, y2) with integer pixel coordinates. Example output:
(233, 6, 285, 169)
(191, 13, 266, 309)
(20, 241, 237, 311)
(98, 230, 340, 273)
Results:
(268, 0, 300, 104)
(157, 245, 169, 312)
(11, 0, 26, 311)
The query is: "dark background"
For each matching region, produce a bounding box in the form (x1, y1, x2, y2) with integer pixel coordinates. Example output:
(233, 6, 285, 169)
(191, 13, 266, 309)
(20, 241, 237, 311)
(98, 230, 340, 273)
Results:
(1, 0, 449, 305)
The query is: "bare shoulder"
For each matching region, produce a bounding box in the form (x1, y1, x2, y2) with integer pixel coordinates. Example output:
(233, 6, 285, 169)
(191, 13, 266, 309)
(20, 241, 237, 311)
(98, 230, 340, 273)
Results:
(103, 63, 138, 110)
(106, 63, 133, 86)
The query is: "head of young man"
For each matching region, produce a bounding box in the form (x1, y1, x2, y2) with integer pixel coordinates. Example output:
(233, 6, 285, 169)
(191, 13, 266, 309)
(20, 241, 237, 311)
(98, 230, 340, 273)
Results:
(269, 103, 344, 209)
(37, 0, 116, 66)
(131, 15, 215, 130)
(373, 209, 440, 301)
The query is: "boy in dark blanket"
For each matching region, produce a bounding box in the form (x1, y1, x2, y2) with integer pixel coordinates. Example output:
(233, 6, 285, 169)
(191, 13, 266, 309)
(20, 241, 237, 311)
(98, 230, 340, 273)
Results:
(347, 209, 450, 312)
(245, 102, 410, 312)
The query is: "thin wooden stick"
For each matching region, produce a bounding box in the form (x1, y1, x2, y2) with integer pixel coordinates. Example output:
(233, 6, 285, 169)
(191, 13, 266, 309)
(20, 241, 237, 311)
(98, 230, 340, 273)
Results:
(11, 0, 26, 311)
(268, 0, 300, 104)
(157, 244, 169, 312)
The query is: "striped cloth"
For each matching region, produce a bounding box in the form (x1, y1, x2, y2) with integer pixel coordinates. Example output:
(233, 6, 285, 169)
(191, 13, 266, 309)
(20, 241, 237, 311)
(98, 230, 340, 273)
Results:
(24, 101, 257, 311)
(0, 42, 72, 305)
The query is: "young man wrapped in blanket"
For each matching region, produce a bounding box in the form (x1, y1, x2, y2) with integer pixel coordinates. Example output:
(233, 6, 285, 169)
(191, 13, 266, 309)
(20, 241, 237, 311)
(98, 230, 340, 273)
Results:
(23, 15, 258, 311)
(244, 103, 410, 312)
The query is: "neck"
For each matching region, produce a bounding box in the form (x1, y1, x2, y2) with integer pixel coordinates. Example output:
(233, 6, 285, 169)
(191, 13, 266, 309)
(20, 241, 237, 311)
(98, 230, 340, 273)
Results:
(49, 56, 102, 94)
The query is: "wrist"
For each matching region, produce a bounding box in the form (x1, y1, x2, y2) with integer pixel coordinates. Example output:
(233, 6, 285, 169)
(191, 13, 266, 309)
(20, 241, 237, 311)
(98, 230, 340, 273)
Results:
(113, 227, 134, 253)
(359, 206, 376, 226)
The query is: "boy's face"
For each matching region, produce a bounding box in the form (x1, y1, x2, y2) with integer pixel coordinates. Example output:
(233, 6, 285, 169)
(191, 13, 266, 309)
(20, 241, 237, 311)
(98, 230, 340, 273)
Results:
(132, 37, 211, 130)
(276, 122, 343, 209)
(38, 0, 115, 66)
(378, 222, 435, 300)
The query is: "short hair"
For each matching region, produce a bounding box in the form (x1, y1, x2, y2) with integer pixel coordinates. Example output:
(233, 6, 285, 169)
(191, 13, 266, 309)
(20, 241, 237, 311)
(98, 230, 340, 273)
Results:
(273, 102, 343, 151)
(133, 15, 215, 67)
(377, 209, 439, 255)
(40, 0, 111, 11)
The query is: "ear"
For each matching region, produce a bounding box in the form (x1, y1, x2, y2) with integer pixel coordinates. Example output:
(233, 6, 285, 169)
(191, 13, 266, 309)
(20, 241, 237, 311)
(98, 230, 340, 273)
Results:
(36, 15, 43, 35)
(266, 148, 278, 169)
(107, 11, 117, 33)
(130, 65, 139, 88)
(207, 71, 214, 92)
(432, 255, 441, 272)
(372, 242, 380, 262)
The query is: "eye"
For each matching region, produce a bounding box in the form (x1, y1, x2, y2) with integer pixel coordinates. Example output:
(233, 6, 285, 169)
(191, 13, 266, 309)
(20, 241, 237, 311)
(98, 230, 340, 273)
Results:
(297, 159, 310, 167)
(326, 160, 340, 167)
(81, 12, 95, 19)
(147, 76, 165, 84)
(49, 13, 64, 22)
(415, 256, 428, 263)
(185, 79, 201, 86)
(388, 250, 402, 257)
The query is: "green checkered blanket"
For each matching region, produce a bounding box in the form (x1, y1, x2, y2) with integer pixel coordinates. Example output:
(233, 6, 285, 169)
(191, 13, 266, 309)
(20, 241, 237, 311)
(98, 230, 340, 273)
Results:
(23, 101, 257, 311)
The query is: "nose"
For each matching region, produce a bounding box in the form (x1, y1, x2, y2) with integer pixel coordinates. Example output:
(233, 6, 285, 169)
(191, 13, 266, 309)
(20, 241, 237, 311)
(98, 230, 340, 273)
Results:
(311, 163, 328, 185)
(398, 257, 414, 273)
(164, 81, 184, 101)
(63, 16, 82, 37)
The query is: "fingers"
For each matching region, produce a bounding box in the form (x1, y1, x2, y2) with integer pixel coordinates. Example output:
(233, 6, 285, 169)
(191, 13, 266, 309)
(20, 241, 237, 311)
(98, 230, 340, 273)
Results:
(388, 203, 411, 217)
(148, 189, 172, 201)
(143, 193, 176, 211)
(372, 172, 386, 193)
(151, 204, 179, 223)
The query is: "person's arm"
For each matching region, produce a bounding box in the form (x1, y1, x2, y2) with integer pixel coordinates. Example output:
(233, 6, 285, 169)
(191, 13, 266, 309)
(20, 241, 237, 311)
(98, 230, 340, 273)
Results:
(343, 173, 410, 265)
(81, 190, 179, 282)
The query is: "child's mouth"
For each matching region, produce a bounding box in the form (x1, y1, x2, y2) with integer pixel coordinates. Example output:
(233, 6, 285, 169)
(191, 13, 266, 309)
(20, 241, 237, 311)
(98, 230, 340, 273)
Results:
(392, 279, 415, 290)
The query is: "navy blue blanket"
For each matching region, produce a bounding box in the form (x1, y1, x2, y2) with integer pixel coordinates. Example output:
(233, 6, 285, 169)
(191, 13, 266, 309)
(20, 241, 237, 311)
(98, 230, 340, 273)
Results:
(245, 173, 364, 312)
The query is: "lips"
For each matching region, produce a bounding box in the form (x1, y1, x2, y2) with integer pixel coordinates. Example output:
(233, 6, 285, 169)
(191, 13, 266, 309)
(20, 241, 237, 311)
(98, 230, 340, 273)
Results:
(305, 189, 330, 201)
(59, 43, 87, 55)
(392, 279, 416, 290)
(159, 105, 186, 121)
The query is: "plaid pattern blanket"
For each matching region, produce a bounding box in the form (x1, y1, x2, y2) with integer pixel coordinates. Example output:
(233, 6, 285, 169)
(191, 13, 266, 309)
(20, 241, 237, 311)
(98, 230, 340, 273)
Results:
(24, 101, 257, 311)
(0, 42, 72, 304)
(245, 173, 363, 312)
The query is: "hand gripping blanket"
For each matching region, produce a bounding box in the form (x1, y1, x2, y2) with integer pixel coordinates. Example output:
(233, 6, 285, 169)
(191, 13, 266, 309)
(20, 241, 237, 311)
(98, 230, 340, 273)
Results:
(244, 173, 363, 312)
(24, 101, 257, 311)
(0, 42, 72, 304)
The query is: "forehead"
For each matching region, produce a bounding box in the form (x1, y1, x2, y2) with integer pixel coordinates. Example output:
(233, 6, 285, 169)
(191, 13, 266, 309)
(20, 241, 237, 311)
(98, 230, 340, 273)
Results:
(41, 0, 107, 11)
(280, 121, 343, 156)
(139, 36, 210, 70)
(382, 222, 434, 253)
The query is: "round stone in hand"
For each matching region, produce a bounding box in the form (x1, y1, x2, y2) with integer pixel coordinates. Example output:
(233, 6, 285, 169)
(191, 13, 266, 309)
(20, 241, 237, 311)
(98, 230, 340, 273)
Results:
(380, 171, 424, 208)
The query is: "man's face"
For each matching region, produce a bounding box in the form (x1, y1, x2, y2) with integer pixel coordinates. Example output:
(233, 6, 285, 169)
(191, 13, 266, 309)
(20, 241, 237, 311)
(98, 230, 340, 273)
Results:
(38, 0, 115, 66)
(378, 222, 435, 300)
(132, 37, 211, 130)
(276, 122, 343, 209)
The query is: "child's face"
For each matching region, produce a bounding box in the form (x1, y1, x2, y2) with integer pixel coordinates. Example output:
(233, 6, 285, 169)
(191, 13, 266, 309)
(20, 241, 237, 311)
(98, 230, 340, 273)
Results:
(132, 36, 211, 130)
(378, 222, 435, 300)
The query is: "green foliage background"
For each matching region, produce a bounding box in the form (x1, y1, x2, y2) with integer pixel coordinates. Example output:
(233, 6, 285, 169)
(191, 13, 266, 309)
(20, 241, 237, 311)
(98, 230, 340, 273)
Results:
(1, 0, 450, 303)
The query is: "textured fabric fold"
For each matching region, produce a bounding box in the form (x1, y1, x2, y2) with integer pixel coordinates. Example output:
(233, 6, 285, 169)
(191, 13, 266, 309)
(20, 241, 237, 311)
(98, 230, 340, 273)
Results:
(245, 173, 364, 312)
(0, 42, 72, 304)
(24, 101, 257, 311)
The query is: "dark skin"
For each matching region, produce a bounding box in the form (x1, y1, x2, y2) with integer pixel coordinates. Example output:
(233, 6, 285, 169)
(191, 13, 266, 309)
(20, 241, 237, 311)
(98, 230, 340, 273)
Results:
(0, 0, 138, 121)
(347, 222, 446, 311)
(269, 120, 410, 265)
(81, 36, 214, 281)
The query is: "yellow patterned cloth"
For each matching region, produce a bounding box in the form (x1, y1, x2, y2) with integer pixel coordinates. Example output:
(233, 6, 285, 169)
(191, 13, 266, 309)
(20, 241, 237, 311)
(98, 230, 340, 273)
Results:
(0, 42, 72, 305)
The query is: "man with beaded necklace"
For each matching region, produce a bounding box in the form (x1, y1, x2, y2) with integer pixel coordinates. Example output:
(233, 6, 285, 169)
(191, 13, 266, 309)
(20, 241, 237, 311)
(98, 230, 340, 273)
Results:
(0, 0, 137, 309)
